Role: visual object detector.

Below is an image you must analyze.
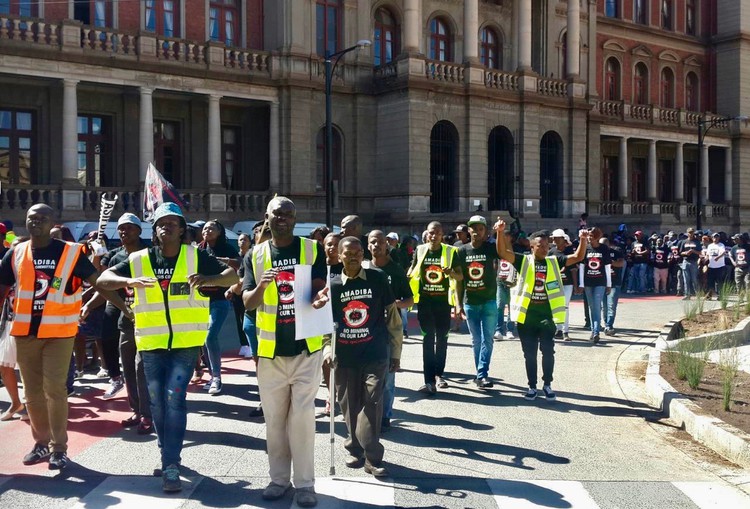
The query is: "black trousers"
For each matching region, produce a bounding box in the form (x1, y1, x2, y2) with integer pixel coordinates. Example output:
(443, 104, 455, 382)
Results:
(100, 305, 121, 378)
(417, 299, 451, 385)
(335, 359, 388, 466)
(517, 318, 556, 389)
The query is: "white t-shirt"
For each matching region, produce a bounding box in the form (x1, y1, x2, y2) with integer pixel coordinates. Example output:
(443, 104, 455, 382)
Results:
(704, 243, 726, 269)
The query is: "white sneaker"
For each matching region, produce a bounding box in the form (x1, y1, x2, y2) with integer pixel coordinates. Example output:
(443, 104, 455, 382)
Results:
(505, 331, 515, 340)
(208, 378, 222, 395)
(493, 331, 503, 341)
(96, 368, 109, 378)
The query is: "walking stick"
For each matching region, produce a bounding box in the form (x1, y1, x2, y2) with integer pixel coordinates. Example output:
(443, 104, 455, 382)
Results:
(329, 322, 337, 476)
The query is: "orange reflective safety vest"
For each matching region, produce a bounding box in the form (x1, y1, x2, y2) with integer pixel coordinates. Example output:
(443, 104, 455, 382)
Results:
(10, 240, 84, 338)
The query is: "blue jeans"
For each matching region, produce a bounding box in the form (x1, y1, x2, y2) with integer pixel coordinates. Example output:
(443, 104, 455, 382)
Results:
(605, 286, 620, 329)
(400, 308, 408, 335)
(495, 284, 515, 335)
(681, 261, 699, 296)
(628, 263, 647, 293)
(464, 300, 498, 379)
(141, 347, 200, 469)
(583, 286, 606, 334)
(242, 313, 259, 357)
(205, 299, 232, 378)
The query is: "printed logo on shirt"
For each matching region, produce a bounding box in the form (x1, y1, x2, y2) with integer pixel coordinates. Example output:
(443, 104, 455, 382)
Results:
(738, 250, 746, 263)
(468, 261, 485, 281)
(425, 264, 444, 284)
(587, 258, 601, 271)
(277, 271, 295, 304)
(343, 300, 369, 328)
(34, 270, 50, 300)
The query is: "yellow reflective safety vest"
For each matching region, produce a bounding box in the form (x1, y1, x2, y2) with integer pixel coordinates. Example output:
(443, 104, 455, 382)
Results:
(409, 243, 457, 306)
(510, 254, 567, 325)
(253, 237, 323, 358)
(129, 245, 209, 351)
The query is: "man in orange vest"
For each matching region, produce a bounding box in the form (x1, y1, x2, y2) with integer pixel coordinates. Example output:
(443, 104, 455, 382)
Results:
(0, 204, 129, 470)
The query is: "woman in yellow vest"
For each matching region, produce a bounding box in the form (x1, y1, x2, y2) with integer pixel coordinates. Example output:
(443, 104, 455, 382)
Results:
(494, 220, 588, 402)
(97, 203, 237, 493)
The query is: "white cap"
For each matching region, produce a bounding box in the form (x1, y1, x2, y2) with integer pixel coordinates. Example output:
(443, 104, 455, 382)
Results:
(551, 228, 566, 238)
(386, 232, 399, 241)
(117, 213, 142, 230)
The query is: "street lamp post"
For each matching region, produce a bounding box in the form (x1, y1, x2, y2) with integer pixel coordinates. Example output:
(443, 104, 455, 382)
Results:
(696, 115, 747, 230)
(325, 39, 371, 229)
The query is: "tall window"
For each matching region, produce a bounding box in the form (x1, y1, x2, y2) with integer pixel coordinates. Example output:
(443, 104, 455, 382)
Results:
(601, 156, 618, 202)
(658, 159, 674, 202)
(374, 7, 399, 67)
(0, 0, 37, 16)
(210, 0, 239, 47)
(222, 126, 240, 189)
(316, 0, 341, 57)
(634, 0, 648, 25)
(605, 0, 620, 18)
(154, 121, 181, 188)
(430, 121, 457, 213)
(660, 67, 674, 108)
(686, 72, 699, 111)
(605, 58, 620, 100)
(634, 63, 649, 105)
(661, 0, 673, 30)
(686, 0, 696, 35)
(631, 158, 646, 202)
(429, 18, 451, 62)
(74, 0, 111, 27)
(0, 110, 34, 185)
(480, 27, 501, 69)
(145, 0, 178, 38)
(77, 116, 111, 187)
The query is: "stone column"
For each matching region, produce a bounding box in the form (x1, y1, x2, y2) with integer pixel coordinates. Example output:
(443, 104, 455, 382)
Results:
(403, 0, 420, 54)
(647, 139, 657, 201)
(567, 0, 580, 78)
(139, 87, 154, 181)
(619, 137, 629, 200)
(674, 142, 684, 201)
(464, 0, 478, 63)
(62, 79, 79, 183)
(269, 102, 280, 190)
(700, 143, 709, 202)
(518, 0, 532, 70)
(207, 94, 222, 187)
(725, 146, 732, 202)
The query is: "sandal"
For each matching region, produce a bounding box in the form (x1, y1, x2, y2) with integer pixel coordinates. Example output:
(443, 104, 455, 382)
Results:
(0, 403, 24, 421)
(190, 370, 204, 384)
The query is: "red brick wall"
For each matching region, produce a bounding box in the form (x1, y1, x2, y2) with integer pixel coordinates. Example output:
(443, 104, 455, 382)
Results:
(44, 2, 67, 23)
(119, 1, 140, 33)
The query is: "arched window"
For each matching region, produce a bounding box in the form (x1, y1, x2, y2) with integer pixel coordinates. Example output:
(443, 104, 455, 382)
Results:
(488, 126, 514, 212)
(634, 62, 649, 105)
(209, 0, 239, 47)
(480, 27, 501, 69)
(316, 127, 342, 193)
(374, 7, 399, 67)
(605, 58, 620, 100)
(430, 121, 457, 213)
(429, 17, 451, 62)
(316, 0, 342, 57)
(660, 67, 675, 108)
(686, 72, 699, 111)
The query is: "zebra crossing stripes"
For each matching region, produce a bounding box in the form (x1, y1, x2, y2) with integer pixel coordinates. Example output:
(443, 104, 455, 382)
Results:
(488, 479, 600, 509)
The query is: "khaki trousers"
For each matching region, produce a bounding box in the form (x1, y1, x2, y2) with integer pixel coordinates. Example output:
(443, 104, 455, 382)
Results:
(14, 336, 75, 452)
(258, 351, 322, 489)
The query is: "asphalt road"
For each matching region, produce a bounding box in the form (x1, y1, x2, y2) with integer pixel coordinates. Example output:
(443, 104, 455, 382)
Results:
(0, 294, 748, 508)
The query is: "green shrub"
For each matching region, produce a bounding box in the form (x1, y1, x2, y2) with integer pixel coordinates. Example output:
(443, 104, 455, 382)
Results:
(718, 281, 734, 310)
(719, 349, 740, 412)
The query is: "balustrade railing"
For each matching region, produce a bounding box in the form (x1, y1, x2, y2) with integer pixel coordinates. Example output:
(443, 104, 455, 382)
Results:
(631, 202, 651, 215)
(660, 203, 676, 215)
(630, 104, 653, 121)
(537, 78, 567, 98)
(598, 201, 623, 215)
(596, 100, 623, 118)
(425, 60, 465, 83)
(659, 108, 679, 124)
(712, 204, 729, 217)
(484, 70, 519, 91)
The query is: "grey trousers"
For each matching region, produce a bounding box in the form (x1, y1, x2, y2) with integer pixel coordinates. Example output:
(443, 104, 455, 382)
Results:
(335, 359, 388, 466)
(119, 328, 151, 418)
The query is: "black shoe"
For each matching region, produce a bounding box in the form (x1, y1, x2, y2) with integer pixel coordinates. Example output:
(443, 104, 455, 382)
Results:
(121, 414, 141, 427)
(137, 417, 154, 435)
(248, 405, 264, 418)
(381, 417, 391, 430)
(48, 451, 70, 470)
(593, 333, 600, 344)
(22, 443, 50, 465)
(162, 464, 182, 492)
(554, 330, 563, 340)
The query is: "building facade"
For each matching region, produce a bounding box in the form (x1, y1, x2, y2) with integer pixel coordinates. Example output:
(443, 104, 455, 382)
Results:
(0, 0, 747, 232)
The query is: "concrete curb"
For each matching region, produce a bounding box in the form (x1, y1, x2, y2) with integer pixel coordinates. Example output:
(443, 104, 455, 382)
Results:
(645, 326, 750, 469)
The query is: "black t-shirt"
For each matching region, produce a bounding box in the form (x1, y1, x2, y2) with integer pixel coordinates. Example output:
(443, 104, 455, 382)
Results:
(580, 244, 611, 287)
(631, 241, 650, 264)
(609, 245, 625, 286)
(412, 246, 458, 302)
(330, 268, 394, 368)
(678, 239, 701, 262)
(199, 242, 239, 302)
(0, 239, 97, 337)
(371, 260, 412, 301)
(328, 263, 344, 281)
(511, 254, 567, 321)
(105, 247, 141, 331)
(457, 242, 499, 304)
(731, 245, 749, 269)
(549, 245, 574, 286)
(241, 239, 326, 357)
(652, 246, 670, 269)
(496, 258, 517, 287)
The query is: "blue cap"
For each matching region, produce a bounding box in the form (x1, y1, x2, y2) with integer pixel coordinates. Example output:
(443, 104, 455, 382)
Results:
(152, 202, 184, 224)
(117, 213, 142, 230)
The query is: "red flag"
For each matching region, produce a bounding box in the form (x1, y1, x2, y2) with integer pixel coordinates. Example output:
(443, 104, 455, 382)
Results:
(143, 163, 187, 223)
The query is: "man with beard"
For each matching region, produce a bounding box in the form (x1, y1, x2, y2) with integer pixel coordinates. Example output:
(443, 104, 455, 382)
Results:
(407, 221, 461, 394)
(366, 230, 413, 430)
(327, 237, 402, 476)
(456, 216, 499, 388)
(242, 197, 329, 508)
(0, 204, 128, 471)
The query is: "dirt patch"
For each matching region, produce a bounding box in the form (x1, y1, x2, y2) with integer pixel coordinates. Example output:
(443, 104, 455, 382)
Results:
(660, 354, 750, 435)
(680, 306, 748, 338)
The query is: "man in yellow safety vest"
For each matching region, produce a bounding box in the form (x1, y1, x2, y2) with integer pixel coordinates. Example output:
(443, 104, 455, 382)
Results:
(494, 220, 588, 402)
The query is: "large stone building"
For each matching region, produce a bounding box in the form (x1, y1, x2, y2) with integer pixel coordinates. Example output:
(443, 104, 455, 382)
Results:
(0, 0, 747, 233)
